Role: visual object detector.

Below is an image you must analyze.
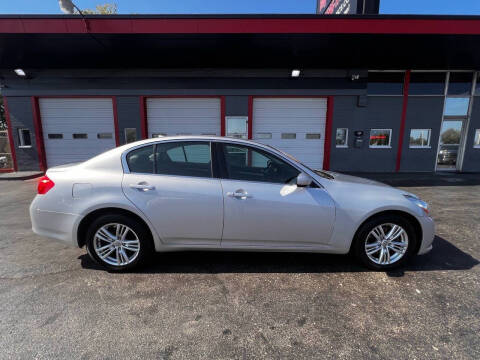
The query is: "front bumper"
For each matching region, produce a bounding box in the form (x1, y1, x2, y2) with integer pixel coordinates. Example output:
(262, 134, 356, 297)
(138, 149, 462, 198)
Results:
(417, 215, 435, 255)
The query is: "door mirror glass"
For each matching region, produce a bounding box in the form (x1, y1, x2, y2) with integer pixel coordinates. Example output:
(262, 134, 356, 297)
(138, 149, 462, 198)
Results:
(296, 172, 313, 187)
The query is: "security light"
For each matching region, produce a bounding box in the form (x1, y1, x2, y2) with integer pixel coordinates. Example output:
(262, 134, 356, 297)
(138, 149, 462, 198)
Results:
(291, 69, 301, 77)
(14, 69, 26, 77)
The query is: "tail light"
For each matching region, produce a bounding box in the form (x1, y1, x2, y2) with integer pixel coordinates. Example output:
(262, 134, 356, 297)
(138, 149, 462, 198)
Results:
(37, 175, 55, 195)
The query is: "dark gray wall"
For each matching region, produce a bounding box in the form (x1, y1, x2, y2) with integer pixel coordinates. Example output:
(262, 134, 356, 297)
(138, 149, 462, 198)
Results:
(225, 96, 249, 116)
(5, 97, 41, 171)
(329, 96, 403, 172)
(400, 97, 444, 172)
(463, 96, 480, 172)
(116, 96, 141, 145)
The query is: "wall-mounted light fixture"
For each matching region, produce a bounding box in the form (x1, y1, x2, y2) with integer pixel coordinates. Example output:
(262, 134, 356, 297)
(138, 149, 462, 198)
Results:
(14, 68, 26, 77)
(291, 69, 301, 78)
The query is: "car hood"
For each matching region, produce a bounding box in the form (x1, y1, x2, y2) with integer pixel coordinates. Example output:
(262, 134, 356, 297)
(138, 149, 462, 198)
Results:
(323, 171, 391, 188)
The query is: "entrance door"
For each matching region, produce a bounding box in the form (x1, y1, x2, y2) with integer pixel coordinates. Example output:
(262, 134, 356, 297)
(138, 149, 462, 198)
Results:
(436, 120, 464, 171)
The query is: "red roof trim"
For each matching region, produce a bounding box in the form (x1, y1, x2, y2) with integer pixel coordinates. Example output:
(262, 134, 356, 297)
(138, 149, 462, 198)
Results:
(1, 18, 480, 35)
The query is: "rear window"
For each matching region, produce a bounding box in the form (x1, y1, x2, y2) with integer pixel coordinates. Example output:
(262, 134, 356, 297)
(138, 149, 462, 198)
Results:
(126, 145, 154, 174)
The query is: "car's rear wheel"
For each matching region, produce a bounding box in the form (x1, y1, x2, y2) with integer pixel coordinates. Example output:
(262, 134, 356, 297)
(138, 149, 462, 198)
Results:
(86, 214, 153, 271)
(352, 214, 418, 270)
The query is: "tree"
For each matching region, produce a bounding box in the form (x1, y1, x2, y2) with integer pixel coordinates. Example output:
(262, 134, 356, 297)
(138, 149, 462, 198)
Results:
(441, 128, 461, 145)
(77, 3, 118, 14)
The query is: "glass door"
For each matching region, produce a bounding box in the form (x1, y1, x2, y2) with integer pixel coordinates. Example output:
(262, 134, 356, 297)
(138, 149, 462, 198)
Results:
(436, 120, 464, 171)
(226, 116, 248, 139)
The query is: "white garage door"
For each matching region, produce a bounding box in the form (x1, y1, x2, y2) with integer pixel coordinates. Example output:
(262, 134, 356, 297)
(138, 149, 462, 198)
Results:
(39, 98, 116, 167)
(253, 98, 327, 170)
(146, 98, 221, 137)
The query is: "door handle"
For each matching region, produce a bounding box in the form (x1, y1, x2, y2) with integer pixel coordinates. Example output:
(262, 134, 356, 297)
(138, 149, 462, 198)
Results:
(129, 183, 155, 191)
(226, 190, 252, 199)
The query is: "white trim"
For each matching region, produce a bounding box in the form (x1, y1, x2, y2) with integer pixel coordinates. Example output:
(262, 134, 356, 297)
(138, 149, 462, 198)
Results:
(409, 129, 431, 149)
(335, 128, 348, 148)
(369, 129, 392, 148)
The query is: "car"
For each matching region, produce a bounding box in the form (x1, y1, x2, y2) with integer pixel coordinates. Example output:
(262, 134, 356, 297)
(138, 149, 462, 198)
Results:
(30, 136, 434, 271)
(437, 144, 458, 165)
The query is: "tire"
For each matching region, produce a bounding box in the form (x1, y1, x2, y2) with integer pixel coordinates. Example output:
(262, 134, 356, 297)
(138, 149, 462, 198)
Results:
(86, 214, 153, 272)
(352, 214, 418, 270)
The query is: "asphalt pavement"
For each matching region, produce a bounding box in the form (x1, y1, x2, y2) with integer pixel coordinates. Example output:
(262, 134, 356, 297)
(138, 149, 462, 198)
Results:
(0, 175, 479, 359)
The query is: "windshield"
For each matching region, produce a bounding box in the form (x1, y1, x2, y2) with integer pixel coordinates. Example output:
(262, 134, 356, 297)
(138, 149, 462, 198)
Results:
(264, 144, 334, 180)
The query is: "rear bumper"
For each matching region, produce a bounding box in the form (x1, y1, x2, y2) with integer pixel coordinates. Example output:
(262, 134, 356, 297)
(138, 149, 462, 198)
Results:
(418, 215, 435, 255)
(30, 197, 80, 246)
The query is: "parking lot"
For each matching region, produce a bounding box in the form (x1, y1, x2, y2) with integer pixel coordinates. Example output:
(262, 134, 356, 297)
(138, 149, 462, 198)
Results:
(0, 175, 479, 359)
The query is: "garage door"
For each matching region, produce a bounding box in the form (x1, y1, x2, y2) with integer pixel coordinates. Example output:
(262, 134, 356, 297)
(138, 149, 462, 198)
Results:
(253, 98, 327, 170)
(146, 98, 221, 137)
(39, 98, 116, 167)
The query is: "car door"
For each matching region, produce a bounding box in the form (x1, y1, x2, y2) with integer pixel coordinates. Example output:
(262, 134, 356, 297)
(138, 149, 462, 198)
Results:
(122, 141, 223, 246)
(218, 142, 335, 247)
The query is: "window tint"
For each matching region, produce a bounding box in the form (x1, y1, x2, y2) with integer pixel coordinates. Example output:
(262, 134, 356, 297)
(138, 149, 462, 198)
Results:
(369, 129, 392, 148)
(409, 72, 446, 95)
(18, 129, 32, 147)
(335, 128, 348, 147)
(448, 72, 473, 96)
(474, 129, 480, 148)
(222, 144, 299, 184)
(444, 97, 470, 116)
(409, 129, 431, 148)
(367, 72, 404, 95)
(126, 145, 154, 174)
(155, 141, 212, 178)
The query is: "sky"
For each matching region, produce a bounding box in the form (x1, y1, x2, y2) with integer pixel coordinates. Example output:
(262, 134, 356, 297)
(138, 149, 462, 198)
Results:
(0, 0, 480, 15)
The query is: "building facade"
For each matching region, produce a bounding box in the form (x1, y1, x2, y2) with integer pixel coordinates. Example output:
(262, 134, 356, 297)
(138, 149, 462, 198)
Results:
(1, 15, 480, 173)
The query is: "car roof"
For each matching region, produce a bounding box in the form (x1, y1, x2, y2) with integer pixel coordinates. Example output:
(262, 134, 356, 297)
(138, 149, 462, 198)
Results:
(125, 135, 269, 148)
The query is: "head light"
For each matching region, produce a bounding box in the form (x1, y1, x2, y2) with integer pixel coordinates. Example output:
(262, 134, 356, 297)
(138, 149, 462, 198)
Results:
(404, 194, 429, 215)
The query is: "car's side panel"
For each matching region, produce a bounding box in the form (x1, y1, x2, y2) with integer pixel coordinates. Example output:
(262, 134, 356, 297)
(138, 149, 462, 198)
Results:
(122, 173, 224, 246)
(220, 179, 335, 247)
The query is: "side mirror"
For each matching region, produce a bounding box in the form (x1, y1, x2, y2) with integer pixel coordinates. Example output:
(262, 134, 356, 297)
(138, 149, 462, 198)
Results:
(296, 172, 313, 187)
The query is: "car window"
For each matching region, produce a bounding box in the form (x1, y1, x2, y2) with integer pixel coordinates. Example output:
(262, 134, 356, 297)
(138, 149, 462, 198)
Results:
(155, 141, 212, 178)
(126, 145, 154, 174)
(221, 143, 300, 184)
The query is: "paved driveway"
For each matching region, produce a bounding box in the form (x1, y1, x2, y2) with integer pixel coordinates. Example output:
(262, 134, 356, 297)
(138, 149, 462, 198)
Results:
(0, 177, 479, 359)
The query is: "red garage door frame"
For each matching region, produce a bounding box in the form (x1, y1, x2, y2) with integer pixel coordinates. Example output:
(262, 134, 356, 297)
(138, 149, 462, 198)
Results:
(139, 95, 226, 139)
(31, 95, 120, 172)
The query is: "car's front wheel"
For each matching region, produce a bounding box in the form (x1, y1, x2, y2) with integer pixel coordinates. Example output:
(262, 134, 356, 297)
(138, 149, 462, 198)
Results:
(352, 214, 418, 270)
(86, 214, 153, 271)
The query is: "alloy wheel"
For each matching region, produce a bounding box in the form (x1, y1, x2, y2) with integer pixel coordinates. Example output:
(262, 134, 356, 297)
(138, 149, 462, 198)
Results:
(93, 223, 141, 267)
(364, 223, 409, 265)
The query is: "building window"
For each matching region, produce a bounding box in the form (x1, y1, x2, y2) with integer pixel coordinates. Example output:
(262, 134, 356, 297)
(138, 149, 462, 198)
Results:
(226, 116, 248, 139)
(306, 133, 321, 139)
(448, 72, 474, 96)
(152, 133, 166, 138)
(335, 128, 348, 147)
(255, 133, 272, 139)
(369, 129, 392, 148)
(444, 97, 470, 116)
(474, 129, 480, 148)
(409, 72, 446, 95)
(17, 128, 32, 148)
(409, 129, 431, 148)
(367, 72, 404, 95)
(281, 133, 296, 139)
(124, 128, 137, 143)
(97, 133, 113, 139)
(73, 133, 88, 139)
(47, 133, 63, 139)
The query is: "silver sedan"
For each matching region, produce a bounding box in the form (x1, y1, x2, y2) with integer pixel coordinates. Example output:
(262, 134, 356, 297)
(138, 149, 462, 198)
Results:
(30, 136, 434, 271)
